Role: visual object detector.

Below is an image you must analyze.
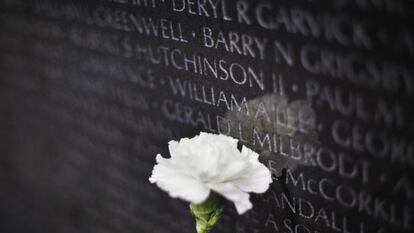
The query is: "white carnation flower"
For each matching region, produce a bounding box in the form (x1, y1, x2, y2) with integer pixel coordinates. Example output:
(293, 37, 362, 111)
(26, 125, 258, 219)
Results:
(149, 132, 272, 215)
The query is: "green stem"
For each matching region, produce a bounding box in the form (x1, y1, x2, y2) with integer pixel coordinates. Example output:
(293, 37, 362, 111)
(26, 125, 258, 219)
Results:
(190, 193, 223, 233)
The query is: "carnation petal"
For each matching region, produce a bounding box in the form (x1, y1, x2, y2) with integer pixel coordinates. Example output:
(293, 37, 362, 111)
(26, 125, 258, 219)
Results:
(233, 164, 272, 193)
(149, 155, 210, 204)
(207, 183, 252, 215)
(168, 139, 193, 157)
(216, 133, 238, 148)
(241, 145, 259, 160)
(168, 140, 180, 157)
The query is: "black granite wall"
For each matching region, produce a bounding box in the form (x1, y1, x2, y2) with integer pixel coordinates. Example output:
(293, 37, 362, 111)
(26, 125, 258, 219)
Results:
(0, 0, 413, 232)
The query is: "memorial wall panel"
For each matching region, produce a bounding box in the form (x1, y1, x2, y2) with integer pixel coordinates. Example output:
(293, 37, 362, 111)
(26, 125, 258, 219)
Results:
(0, 0, 413, 233)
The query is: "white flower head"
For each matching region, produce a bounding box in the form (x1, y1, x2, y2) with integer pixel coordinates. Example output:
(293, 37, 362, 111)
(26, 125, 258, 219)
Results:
(149, 132, 272, 214)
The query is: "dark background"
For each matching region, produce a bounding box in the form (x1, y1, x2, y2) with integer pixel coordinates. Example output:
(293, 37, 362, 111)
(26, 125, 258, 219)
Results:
(0, 0, 413, 232)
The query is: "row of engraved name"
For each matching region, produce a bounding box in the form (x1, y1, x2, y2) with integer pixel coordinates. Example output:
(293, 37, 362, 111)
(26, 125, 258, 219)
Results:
(7, 0, 413, 54)
(1, 10, 412, 98)
(1, 14, 412, 99)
